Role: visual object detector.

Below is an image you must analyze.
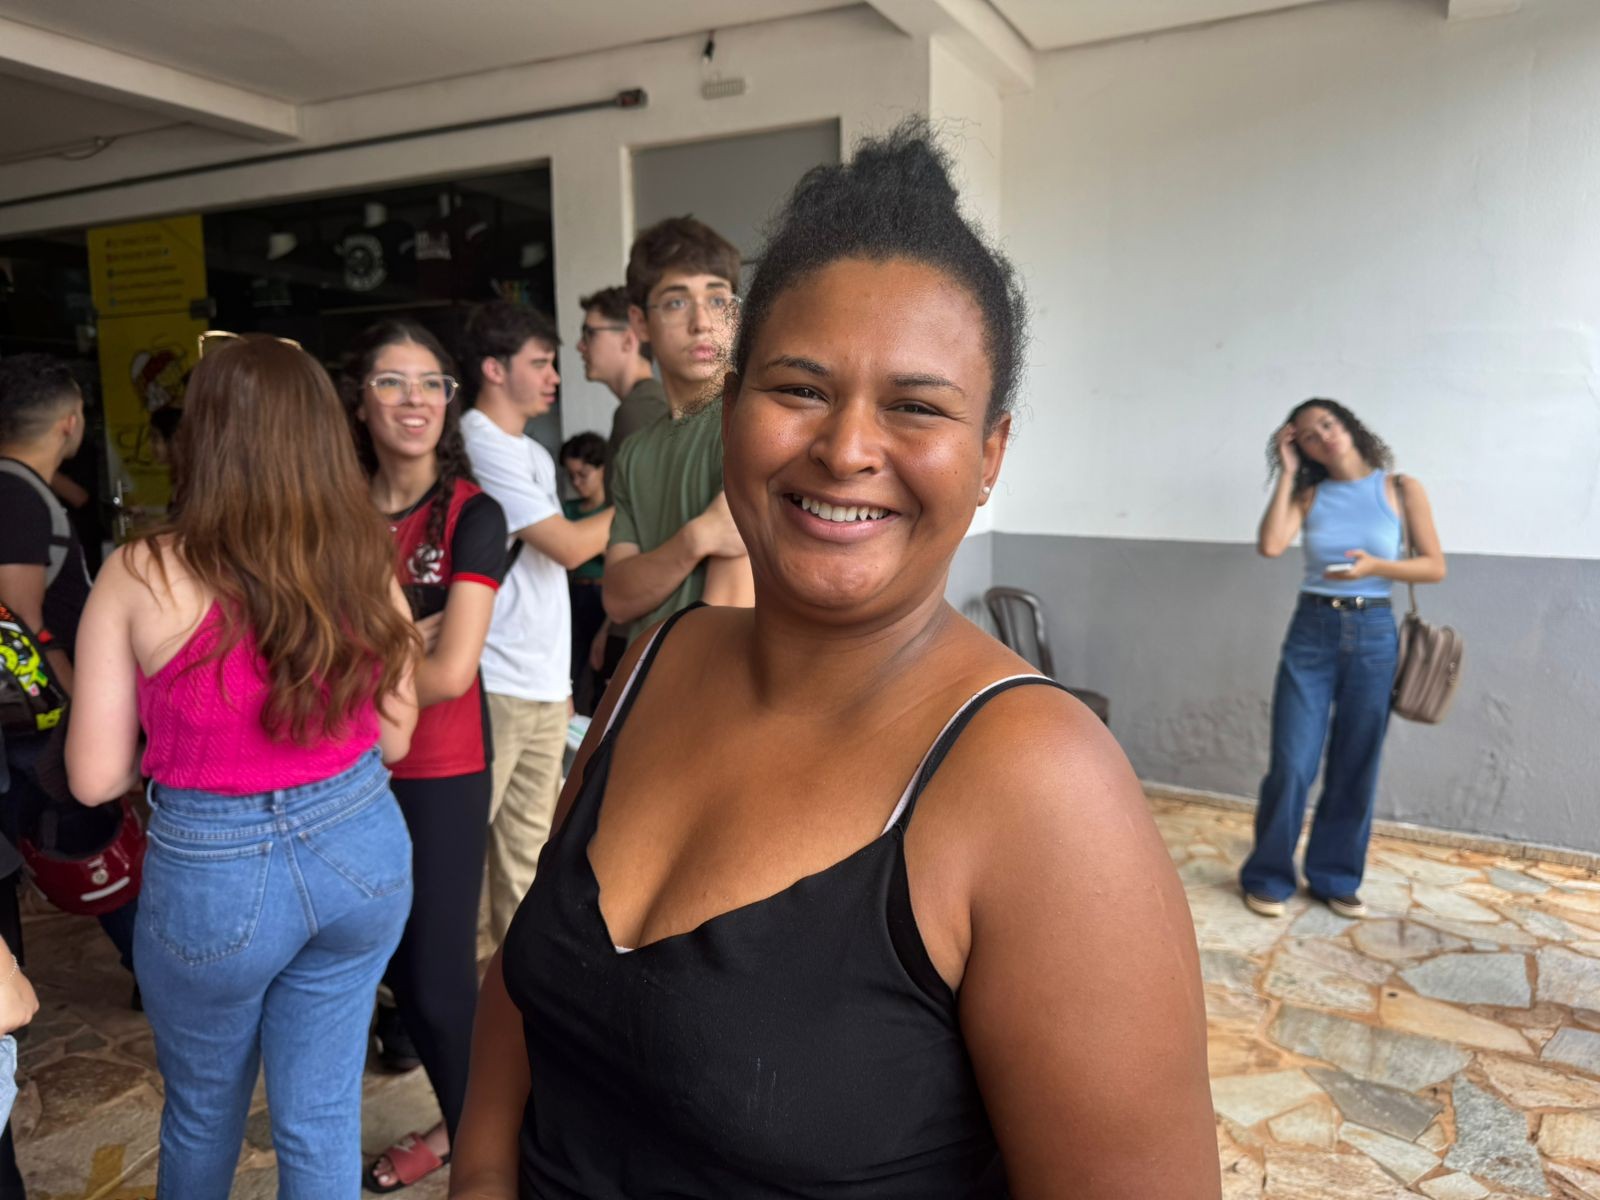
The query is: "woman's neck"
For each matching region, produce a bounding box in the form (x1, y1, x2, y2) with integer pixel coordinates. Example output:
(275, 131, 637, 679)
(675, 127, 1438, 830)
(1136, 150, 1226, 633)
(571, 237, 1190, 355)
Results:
(370, 452, 440, 515)
(576, 492, 604, 512)
(1322, 452, 1371, 483)
(743, 587, 956, 718)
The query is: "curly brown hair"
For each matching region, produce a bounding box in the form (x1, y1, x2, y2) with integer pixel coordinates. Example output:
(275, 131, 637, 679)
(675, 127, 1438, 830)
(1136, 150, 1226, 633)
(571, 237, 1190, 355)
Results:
(1269, 398, 1394, 494)
(338, 320, 476, 570)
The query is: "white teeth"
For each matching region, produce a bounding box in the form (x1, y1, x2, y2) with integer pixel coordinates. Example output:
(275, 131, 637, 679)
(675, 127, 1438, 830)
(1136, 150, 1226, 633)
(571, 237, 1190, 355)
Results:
(795, 495, 887, 523)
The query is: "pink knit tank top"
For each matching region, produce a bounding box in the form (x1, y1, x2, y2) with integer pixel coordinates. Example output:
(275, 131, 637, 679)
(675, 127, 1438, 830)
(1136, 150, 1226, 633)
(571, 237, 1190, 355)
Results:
(137, 602, 380, 794)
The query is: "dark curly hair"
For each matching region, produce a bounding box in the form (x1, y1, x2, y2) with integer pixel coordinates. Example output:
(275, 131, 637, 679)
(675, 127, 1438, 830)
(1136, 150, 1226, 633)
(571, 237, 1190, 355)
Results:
(560, 431, 609, 504)
(1270, 398, 1394, 494)
(338, 320, 476, 562)
(732, 117, 1027, 432)
(559, 431, 608, 470)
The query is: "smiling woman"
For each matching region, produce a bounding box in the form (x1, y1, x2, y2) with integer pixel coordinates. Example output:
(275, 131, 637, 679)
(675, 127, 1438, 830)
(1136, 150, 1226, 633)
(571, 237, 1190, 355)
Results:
(448, 120, 1222, 1200)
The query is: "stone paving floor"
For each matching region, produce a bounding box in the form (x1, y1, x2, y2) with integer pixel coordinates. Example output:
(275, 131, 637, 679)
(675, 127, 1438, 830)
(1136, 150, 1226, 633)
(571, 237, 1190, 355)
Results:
(8, 798, 1600, 1198)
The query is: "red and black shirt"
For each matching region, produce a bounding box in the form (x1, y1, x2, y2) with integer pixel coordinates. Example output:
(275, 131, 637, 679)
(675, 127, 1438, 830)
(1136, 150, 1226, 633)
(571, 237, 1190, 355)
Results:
(388, 479, 508, 780)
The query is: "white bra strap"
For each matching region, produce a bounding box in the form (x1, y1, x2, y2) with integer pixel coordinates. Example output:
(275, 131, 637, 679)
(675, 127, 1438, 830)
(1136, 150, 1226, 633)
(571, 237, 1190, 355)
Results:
(600, 625, 670, 740)
(879, 673, 1047, 835)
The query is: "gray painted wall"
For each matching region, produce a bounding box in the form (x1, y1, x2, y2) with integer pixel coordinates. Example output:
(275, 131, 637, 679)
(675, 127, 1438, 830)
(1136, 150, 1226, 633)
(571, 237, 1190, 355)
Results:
(632, 122, 841, 264)
(987, 534, 1600, 855)
(945, 532, 994, 616)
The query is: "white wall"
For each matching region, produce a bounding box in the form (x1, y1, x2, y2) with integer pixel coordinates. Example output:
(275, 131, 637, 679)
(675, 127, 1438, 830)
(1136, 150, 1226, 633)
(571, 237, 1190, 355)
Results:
(997, 0, 1600, 560)
(0, 6, 928, 441)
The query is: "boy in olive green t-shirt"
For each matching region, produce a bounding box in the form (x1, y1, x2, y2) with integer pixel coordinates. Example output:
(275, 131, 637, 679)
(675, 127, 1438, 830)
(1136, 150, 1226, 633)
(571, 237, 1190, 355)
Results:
(602, 217, 754, 642)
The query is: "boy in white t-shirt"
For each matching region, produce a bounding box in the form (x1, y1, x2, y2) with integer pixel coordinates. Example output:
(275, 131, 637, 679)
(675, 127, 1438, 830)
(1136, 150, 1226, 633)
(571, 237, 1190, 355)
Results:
(460, 302, 612, 944)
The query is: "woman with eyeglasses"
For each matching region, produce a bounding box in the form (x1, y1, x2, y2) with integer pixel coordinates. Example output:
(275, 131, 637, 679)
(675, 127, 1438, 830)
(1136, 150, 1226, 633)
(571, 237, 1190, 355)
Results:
(65, 332, 419, 1199)
(340, 320, 508, 1194)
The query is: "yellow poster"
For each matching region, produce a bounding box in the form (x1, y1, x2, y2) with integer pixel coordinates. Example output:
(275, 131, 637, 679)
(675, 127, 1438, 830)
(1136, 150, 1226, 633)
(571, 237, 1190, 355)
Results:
(86, 216, 207, 512)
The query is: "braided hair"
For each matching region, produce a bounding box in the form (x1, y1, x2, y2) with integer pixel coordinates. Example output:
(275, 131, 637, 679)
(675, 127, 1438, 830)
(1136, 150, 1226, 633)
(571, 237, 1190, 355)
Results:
(338, 320, 476, 558)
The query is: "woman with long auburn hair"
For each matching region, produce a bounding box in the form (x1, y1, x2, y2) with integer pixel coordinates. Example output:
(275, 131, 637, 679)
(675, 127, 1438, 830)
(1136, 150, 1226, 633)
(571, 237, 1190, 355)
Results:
(65, 333, 420, 1200)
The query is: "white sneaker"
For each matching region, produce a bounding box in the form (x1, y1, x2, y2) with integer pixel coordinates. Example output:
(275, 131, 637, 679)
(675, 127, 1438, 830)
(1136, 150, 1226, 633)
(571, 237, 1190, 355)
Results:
(1325, 894, 1368, 919)
(1243, 892, 1287, 918)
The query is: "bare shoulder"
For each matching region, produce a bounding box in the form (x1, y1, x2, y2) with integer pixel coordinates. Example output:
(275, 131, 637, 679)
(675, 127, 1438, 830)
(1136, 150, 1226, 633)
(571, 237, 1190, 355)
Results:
(1394, 472, 1430, 498)
(944, 677, 1141, 835)
(92, 542, 148, 604)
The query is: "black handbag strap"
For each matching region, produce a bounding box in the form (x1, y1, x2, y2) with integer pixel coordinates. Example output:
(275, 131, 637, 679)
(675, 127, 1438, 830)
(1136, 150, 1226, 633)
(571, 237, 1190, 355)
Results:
(1393, 473, 1419, 619)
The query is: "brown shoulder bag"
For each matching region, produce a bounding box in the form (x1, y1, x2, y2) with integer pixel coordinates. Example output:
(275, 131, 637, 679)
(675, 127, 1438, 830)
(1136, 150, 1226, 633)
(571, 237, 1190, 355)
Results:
(1390, 475, 1463, 724)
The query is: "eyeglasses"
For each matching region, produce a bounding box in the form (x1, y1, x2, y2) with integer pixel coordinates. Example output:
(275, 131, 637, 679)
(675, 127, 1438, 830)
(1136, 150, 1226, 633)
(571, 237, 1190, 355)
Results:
(365, 373, 460, 406)
(577, 322, 629, 345)
(197, 330, 303, 358)
(643, 293, 739, 326)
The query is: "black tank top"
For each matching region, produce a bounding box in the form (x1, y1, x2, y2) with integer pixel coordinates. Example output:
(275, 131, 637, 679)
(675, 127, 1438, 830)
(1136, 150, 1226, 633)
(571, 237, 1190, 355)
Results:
(502, 608, 1067, 1198)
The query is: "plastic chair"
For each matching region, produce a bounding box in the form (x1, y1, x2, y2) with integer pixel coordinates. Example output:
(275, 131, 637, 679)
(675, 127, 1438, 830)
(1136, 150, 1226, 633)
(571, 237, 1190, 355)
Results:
(983, 587, 1110, 724)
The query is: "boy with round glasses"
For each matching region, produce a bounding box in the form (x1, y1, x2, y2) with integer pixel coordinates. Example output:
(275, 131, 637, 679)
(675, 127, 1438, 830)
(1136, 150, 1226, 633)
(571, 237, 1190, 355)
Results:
(602, 217, 753, 644)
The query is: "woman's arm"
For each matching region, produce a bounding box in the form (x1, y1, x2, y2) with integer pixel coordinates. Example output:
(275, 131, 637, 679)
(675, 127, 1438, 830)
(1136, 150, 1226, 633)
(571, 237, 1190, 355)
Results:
(956, 693, 1220, 1199)
(414, 581, 497, 707)
(376, 579, 420, 764)
(0, 937, 37, 1037)
(1258, 427, 1308, 557)
(65, 549, 143, 805)
(1335, 475, 1446, 585)
(447, 951, 528, 1199)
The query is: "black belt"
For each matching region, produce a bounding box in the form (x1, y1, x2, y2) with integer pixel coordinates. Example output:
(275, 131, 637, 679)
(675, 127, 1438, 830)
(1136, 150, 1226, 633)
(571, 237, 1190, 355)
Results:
(1300, 593, 1391, 610)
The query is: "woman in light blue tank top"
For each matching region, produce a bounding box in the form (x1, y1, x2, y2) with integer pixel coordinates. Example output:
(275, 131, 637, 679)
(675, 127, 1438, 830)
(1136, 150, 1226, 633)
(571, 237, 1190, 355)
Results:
(1241, 399, 1446, 921)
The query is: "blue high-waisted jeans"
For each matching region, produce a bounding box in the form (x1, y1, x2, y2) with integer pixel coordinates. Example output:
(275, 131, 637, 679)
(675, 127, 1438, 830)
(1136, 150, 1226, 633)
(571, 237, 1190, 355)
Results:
(1240, 597, 1399, 902)
(135, 749, 411, 1200)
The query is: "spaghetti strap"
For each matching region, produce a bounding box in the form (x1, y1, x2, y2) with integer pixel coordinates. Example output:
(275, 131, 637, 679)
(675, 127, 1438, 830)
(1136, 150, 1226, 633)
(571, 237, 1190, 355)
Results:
(600, 604, 704, 742)
(889, 674, 1068, 833)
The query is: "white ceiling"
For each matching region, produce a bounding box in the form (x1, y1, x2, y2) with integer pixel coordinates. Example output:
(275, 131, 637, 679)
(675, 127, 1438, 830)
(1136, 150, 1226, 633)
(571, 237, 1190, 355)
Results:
(0, 0, 853, 103)
(990, 0, 1343, 49)
(0, 0, 1371, 166)
(0, 74, 173, 162)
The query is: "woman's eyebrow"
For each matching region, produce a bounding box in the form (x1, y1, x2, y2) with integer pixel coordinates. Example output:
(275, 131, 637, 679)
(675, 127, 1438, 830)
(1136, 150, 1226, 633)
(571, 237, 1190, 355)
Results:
(764, 355, 829, 376)
(763, 357, 964, 396)
(890, 372, 964, 395)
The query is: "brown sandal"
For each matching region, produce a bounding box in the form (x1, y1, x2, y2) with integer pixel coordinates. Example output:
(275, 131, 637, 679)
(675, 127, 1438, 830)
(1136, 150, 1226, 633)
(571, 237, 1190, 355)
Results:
(363, 1131, 449, 1193)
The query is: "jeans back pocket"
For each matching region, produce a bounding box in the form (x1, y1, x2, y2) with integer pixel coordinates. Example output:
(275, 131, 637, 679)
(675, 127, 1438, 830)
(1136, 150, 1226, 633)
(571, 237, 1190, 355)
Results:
(298, 791, 412, 900)
(142, 832, 273, 966)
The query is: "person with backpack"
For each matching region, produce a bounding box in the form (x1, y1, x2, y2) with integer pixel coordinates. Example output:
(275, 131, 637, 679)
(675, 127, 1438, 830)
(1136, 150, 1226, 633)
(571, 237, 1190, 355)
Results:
(0, 353, 141, 1198)
(0, 355, 139, 968)
(1242, 399, 1447, 920)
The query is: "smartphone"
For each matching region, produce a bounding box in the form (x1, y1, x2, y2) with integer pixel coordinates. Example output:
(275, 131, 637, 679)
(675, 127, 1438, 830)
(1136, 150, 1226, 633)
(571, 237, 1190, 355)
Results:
(1325, 563, 1355, 575)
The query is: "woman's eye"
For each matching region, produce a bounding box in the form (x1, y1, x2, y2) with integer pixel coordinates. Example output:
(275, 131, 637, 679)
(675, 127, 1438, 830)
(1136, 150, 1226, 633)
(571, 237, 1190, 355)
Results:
(779, 385, 824, 401)
(893, 401, 939, 417)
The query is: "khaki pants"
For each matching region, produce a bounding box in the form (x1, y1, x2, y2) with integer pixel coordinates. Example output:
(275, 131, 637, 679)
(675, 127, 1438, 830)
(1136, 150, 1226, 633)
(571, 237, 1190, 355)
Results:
(483, 694, 568, 948)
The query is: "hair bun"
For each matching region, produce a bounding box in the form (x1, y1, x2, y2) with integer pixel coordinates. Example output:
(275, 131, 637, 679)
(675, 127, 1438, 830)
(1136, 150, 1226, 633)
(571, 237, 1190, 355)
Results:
(734, 116, 1027, 428)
